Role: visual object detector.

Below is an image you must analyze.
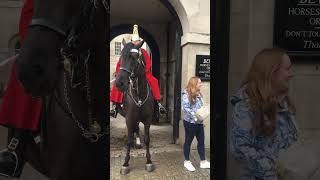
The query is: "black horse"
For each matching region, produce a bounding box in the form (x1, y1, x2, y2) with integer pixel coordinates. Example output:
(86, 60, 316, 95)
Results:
(115, 91, 142, 150)
(116, 39, 155, 175)
(14, 0, 108, 179)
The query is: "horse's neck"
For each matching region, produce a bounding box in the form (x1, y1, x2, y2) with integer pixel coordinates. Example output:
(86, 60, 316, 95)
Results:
(131, 69, 149, 98)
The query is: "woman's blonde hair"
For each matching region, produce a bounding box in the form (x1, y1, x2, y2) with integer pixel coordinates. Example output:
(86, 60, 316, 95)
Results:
(186, 76, 201, 105)
(243, 48, 295, 136)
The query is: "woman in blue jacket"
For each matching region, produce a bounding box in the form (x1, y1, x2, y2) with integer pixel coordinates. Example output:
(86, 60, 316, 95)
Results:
(230, 48, 298, 180)
(181, 76, 210, 171)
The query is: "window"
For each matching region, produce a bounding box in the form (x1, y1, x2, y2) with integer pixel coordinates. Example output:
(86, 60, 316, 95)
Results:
(115, 42, 121, 55)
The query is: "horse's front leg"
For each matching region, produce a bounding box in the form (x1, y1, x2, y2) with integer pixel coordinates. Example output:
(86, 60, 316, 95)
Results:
(120, 128, 134, 175)
(134, 122, 142, 149)
(144, 124, 154, 172)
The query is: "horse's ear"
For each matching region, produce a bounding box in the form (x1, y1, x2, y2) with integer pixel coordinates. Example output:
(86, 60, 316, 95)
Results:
(135, 40, 144, 49)
(122, 38, 127, 47)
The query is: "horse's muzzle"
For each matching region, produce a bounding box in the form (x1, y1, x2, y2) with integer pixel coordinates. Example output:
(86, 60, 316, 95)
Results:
(115, 76, 129, 92)
(16, 60, 56, 97)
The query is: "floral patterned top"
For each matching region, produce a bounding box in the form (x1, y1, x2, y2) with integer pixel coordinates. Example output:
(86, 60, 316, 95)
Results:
(181, 90, 203, 124)
(230, 86, 298, 180)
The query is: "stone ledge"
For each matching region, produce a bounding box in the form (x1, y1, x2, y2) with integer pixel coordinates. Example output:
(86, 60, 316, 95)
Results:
(181, 32, 210, 46)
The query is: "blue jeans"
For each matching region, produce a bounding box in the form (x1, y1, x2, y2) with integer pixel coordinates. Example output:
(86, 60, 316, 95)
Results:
(183, 120, 205, 161)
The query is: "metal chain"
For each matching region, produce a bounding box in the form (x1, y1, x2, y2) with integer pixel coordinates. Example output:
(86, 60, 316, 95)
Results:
(126, 51, 149, 107)
(102, 0, 110, 13)
(55, 0, 107, 143)
(63, 51, 105, 142)
(91, 0, 109, 14)
(63, 71, 86, 133)
(128, 79, 150, 107)
(136, 78, 139, 95)
(70, 56, 82, 88)
(130, 77, 138, 90)
(84, 50, 93, 126)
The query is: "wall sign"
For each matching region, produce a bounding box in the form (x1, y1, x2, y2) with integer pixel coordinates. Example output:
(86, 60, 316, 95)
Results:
(274, 0, 320, 56)
(195, 55, 210, 81)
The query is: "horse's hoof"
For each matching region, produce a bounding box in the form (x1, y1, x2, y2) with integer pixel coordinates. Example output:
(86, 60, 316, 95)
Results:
(135, 144, 142, 149)
(145, 163, 154, 172)
(120, 166, 130, 175)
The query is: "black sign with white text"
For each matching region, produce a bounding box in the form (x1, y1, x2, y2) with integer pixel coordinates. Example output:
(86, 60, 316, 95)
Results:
(195, 55, 210, 81)
(274, 0, 320, 56)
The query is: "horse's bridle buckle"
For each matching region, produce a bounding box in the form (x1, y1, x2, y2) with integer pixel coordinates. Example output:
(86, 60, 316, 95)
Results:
(63, 56, 72, 73)
(137, 100, 142, 107)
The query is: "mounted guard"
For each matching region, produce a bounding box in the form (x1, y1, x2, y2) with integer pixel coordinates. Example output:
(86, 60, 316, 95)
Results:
(110, 24, 166, 118)
(0, 0, 42, 177)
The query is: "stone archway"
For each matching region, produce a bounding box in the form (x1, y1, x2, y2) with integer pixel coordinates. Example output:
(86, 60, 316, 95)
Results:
(110, 0, 186, 142)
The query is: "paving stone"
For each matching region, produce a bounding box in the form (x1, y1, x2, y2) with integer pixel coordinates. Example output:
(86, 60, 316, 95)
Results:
(110, 149, 210, 180)
(110, 115, 211, 180)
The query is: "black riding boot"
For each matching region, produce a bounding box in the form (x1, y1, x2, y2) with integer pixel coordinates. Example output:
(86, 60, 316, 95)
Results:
(110, 103, 118, 118)
(0, 128, 26, 177)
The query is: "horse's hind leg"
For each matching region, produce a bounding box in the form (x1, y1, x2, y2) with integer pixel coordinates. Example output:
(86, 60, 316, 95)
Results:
(120, 129, 134, 175)
(144, 125, 154, 172)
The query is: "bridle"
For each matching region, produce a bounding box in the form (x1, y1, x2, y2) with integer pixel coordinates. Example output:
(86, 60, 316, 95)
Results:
(119, 48, 145, 76)
(30, 18, 67, 37)
(119, 48, 149, 107)
(29, 0, 109, 143)
(119, 48, 140, 74)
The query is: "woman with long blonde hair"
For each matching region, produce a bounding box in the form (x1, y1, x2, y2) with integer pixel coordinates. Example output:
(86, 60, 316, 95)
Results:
(230, 48, 298, 179)
(181, 76, 210, 171)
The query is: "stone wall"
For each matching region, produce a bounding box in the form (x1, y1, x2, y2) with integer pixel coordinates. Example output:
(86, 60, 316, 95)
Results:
(0, 0, 22, 57)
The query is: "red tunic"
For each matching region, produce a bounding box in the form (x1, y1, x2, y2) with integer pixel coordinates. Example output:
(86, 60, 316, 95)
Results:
(0, 0, 42, 131)
(110, 48, 161, 103)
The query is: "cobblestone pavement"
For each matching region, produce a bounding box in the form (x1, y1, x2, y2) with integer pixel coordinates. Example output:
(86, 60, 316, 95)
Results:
(0, 163, 48, 180)
(110, 116, 211, 180)
(111, 149, 211, 180)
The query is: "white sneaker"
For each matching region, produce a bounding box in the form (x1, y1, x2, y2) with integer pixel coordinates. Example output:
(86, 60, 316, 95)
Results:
(200, 160, 210, 169)
(184, 160, 196, 171)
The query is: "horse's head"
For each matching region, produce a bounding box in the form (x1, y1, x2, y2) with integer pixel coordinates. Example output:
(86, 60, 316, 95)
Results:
(16, 0, 107, 96)
(116, 39, 145, 92)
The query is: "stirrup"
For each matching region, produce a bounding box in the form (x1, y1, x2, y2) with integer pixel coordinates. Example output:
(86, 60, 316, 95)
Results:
(110, 104, 118, 118)
(0, 138, 21, 177)
(158, 102, 167, 114)
(7, 138, 19, 152)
